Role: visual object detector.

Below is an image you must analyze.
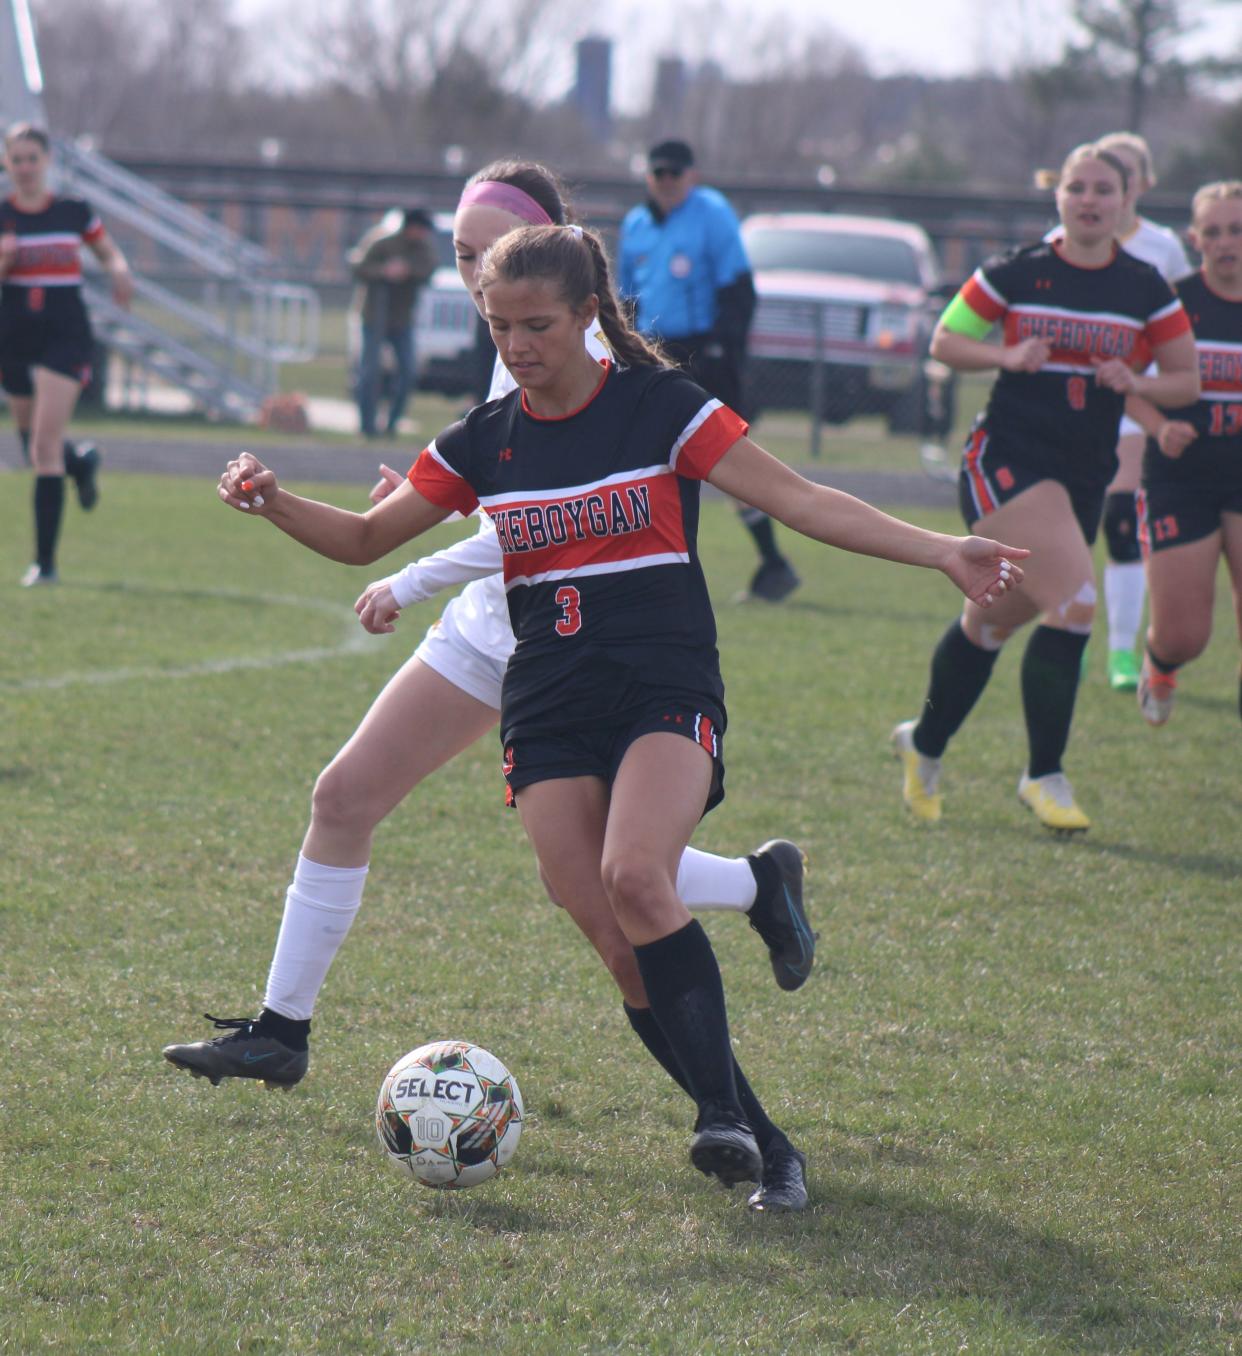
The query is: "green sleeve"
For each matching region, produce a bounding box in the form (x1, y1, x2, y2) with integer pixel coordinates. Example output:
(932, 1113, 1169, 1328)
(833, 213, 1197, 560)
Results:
(939, 291, 994, 340)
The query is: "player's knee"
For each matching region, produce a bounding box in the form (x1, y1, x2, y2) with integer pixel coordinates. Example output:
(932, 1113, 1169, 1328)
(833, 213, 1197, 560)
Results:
(1103, 491, 1141, 564)
(310, 762, 375, 833)
(601, 854, 670, 926)
(1047, 579, 1096, 635)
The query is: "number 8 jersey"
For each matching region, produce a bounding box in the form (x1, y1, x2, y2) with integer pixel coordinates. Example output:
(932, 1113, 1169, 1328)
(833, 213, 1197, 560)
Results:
(409, 362, 746, 738)
(955, 241, 1190, 486)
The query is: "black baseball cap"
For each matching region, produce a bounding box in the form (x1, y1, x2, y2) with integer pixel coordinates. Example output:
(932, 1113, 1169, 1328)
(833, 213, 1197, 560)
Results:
(647, 140, 694, 172)
(402, 207, 433, 229)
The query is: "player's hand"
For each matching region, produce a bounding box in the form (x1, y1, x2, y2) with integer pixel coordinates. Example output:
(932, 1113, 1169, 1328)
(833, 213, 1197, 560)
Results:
(369, 463, 405, 505)
(219, 452, 277, 513)
(355, 578, 401, 634)
(0, 232, 17, 274)
(1001, 338, 1050, 373)
(111, 265, 135, 310)
(1156, 419, 1197, 459)
(943, 536, 1029, 608)
(1091, 356, 1137, 394)
(381, 258, 412, 282)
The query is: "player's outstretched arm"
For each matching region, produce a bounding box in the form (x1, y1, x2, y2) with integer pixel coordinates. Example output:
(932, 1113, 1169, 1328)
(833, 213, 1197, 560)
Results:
(708, 438, 1028, 607)
(218, 452, 449, 565)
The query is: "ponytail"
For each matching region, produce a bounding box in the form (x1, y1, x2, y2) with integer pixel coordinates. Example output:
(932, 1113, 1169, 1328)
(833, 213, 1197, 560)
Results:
(578, 230, 668, 368)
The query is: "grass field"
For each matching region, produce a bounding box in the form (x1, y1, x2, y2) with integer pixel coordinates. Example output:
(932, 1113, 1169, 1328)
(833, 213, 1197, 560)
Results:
(1, 463, 1239, 1355)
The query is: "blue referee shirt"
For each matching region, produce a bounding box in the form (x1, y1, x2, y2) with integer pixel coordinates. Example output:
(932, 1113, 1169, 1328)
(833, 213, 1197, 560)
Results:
(617, 186, 751, 340)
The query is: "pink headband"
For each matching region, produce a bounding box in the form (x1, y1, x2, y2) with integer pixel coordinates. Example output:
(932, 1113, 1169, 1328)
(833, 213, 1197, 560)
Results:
(458, 180, 554, 225)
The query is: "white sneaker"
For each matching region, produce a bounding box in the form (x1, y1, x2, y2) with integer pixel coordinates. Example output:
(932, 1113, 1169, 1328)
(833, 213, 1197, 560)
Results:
(19, 564, 58, 587)
(1017, 772, 1091, 834)
(1137, 657, 1177, 726)
(891, 720, 942, 823)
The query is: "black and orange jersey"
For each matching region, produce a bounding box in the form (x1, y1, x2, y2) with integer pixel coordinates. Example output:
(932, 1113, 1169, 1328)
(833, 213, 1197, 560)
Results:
(1, 194, 103, 292)
(1144, 271, 1242, 486)
(409, 362, 746, 738)
(957, 241, 1190, 485)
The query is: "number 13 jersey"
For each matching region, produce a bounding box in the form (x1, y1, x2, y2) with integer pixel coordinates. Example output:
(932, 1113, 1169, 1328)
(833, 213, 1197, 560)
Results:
(409, 362, 747, 738)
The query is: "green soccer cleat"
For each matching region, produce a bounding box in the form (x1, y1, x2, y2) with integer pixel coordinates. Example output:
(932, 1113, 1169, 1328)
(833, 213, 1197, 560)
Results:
(1108, 648, 1140, 692)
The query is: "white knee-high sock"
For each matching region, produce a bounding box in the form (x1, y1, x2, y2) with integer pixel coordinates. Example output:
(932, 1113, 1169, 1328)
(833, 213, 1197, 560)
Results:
(262, 854, 368, 1021)
(1105, 561, 1146, 652)
(675, 846, 756, 912)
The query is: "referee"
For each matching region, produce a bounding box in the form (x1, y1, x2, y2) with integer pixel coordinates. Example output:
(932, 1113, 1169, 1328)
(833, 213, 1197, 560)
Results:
(618, 140, 799, 602)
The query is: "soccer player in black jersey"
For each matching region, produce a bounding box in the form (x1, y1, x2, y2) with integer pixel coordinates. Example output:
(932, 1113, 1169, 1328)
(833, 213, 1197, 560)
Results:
(892, 142, 1198, 834)
(1, 123, 132, 586)
(1124, 182, 1242, 726)
(214, 224, 1024, 1203)
(165, 163, 820, 1212)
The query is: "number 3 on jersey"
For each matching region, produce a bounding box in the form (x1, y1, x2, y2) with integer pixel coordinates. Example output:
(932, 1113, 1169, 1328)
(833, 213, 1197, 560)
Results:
(555, 585, 582, 636)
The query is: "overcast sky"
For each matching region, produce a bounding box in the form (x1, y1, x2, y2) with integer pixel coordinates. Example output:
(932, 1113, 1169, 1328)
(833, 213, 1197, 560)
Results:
(246, 0, 1242, 107)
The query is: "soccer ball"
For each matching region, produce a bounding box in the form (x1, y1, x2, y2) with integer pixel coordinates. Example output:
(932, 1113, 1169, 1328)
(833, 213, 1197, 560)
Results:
(375, 1040, 524, 1189)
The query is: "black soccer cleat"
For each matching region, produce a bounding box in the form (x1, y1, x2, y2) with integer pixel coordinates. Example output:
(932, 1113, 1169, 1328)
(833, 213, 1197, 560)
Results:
(690, 1116, 763, 1186)
(748, 1139, 809, 1213)
(162, 1014, 309, 1090)
(747, 839, 817, 992)
(69, 442, 101, 511)
(745, 558, 801, 603)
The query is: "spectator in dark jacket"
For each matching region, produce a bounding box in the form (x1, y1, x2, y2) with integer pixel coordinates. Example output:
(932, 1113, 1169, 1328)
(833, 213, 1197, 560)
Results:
(350, 207, 437, 437)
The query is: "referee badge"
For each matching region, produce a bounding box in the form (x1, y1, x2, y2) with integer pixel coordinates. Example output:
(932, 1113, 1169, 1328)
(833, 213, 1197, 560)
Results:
(669, 253, 693, 279)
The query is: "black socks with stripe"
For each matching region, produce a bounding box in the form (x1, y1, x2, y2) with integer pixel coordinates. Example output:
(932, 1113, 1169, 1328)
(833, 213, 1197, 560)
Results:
(914, 620, 999, 758)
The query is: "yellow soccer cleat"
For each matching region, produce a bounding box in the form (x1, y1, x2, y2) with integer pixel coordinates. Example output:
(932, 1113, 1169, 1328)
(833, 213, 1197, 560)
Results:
(1017, 772, 1091, 835)
(891, 720, 942, 823)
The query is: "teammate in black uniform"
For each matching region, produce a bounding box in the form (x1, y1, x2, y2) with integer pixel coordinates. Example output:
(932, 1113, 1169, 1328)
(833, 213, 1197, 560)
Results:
(892, 142, 1198, 833)
(1126, 181, 1242, 725)
(216, 224, 1024, 1202)
(1, 123, 132, 586)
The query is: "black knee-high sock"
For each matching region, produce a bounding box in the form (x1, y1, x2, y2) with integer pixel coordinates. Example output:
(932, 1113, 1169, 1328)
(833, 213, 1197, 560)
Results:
(624, 1003, 786, 1153)
(737, 505, 783, 565)
(1021, 626, 1089, 779)
(33, 475, 66, 574)
(632, 920, 742, 1126)
(913, 620, 1000, 758)
(19, 429, 31, 465)
(62, 440, 82, 475)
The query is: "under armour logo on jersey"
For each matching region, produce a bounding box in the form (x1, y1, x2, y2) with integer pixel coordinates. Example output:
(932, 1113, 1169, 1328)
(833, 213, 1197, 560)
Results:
(498, 447, 513, 462)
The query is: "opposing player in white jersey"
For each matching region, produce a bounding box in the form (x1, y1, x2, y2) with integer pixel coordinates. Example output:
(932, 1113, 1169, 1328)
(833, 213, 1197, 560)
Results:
(164, 165, 816, 1158)
(1045, 133, 1194, 690)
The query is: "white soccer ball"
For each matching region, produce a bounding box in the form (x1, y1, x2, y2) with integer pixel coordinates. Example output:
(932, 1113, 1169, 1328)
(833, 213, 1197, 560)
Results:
(375, 1040, 524, 1189)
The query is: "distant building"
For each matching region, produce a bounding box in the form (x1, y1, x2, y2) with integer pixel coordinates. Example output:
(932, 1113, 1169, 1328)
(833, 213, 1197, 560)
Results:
(652, 57, 688, 127)
(574, 36, 612, 142)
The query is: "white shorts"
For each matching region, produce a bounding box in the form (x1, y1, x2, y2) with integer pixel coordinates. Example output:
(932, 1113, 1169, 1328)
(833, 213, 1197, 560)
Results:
(413, 581, 513, 710)
(1118, 414, 1144, 440)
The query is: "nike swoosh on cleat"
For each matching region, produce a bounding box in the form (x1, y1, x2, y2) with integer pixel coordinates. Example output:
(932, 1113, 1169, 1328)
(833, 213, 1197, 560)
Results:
(242, 1051, 278, 1064)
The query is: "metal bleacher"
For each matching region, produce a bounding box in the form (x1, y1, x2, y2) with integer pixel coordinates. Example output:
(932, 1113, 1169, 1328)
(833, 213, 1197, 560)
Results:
(2, 0, 319, 422)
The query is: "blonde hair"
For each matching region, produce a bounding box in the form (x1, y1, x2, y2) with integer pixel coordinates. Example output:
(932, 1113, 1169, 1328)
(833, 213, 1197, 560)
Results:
(1191, 180, 1242, 222)
(1033, 141, 1130, 194)
(478, 224, 668, 369)
(1097, 132, 1156, 189)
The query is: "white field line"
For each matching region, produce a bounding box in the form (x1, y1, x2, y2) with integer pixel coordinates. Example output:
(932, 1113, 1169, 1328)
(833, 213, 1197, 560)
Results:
(5, 586, 388, 692)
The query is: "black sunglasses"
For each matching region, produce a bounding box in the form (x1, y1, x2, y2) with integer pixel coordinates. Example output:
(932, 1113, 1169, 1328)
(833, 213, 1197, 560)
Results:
(651, 167, 684, 180)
